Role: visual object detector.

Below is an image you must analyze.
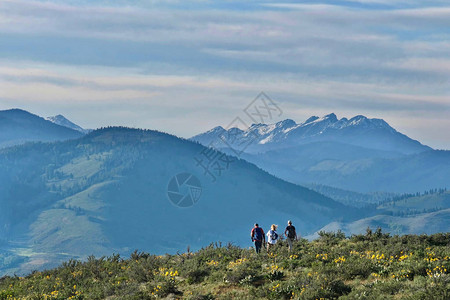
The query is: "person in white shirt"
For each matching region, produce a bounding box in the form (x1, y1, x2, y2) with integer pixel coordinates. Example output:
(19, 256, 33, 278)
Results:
(266, 224, 279, 252)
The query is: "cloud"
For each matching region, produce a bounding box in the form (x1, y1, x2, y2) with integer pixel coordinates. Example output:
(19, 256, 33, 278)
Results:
(262, 3, 343, 10)
(0, 0, 449, 148)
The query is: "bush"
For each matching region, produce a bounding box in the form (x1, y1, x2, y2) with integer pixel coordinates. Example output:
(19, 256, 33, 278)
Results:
(186, 269, 209, 284)
(267, 269, 284, 282)
(0, 233, 448, 299)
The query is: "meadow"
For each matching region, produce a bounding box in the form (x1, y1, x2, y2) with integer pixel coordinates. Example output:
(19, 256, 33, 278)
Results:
(0, 230, 448, 299)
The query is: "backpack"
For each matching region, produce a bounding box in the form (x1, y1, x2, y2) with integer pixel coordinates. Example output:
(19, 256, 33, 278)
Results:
(270, 230, 278, 241)
(287, 226, 296, 239)
(253, 227, 263, 241)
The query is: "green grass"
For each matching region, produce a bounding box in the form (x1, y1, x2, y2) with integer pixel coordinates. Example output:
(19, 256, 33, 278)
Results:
(378, 191, 450, 214)
(56, 154, 108, 180)
(0, 231, 448, 299)
(29, 208, 108, 259)
(56, 181, 116, 213)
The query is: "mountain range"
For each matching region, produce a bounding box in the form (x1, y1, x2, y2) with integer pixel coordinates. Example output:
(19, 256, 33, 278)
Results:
(0, 108, 448, 275)
(192, 113, 430, 155)
(0, 125, 356, 275)
(191, 114, 449, 193)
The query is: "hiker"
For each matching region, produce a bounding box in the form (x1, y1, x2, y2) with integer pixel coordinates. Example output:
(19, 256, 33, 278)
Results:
(284, 220, 297, 252)
(251, 223, 265, 253)
(266, 224, 279, 252)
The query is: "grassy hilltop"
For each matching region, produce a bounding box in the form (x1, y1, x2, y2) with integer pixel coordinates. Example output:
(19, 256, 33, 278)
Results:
(0, 231, 448, 299)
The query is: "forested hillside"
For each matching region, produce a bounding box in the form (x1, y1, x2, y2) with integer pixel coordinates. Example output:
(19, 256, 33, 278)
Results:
(0, 127, 351, 275)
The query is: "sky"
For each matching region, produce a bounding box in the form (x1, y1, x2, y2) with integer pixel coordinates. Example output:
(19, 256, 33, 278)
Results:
(0, 0, 449, 149)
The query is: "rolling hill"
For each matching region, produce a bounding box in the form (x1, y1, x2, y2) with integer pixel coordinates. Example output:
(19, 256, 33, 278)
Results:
(0, 127, 354, 275)
(311, 190, 450, 238)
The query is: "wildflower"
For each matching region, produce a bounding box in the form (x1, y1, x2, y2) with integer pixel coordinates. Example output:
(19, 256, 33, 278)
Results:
(334, 256, 346, 264)
(228, 258, 247, 268)
(271, 283, 280, 291)
(207, 260, 219, 266)
(316, 253, 328, 260)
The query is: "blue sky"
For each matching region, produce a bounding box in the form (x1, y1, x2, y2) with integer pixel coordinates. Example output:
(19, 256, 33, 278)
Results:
(0, 0, 449, 148)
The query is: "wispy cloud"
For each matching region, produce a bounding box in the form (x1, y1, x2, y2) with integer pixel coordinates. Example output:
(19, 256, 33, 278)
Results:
(262, 3, 343, 10)
(0, 0, 449, 148)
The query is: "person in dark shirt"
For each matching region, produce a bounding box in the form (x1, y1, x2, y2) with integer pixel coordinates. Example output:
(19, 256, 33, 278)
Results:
(284, 220, 297, 252)
(251, 223, 265, 253)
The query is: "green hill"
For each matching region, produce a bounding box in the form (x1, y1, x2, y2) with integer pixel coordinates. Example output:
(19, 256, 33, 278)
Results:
(305, 183, 395, 208)
(0, 232, 448, 299)
(377, 190, 450, 215)
(313, 190, 450, 237)
(0, 127, 353, 275)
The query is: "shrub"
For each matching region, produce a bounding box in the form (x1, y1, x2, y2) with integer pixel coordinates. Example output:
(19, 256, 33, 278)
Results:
(0, 233, 448, 299)
(186, 269, 209, 284)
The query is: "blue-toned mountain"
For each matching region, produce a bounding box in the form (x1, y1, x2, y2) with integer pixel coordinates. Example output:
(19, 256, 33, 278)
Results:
(0, 109, 83, 148)
(0, 127, 352, 275)
(192, 113, 430, 155)
(192, 114, 449, 193)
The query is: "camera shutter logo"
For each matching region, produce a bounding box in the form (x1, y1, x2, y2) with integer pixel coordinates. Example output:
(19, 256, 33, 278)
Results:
(167, 173, 202, 207)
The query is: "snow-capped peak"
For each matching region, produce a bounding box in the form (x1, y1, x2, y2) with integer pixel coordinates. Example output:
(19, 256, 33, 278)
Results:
(348, 115, 367, 125)
(276, 119, 297, 128)
(323, 113, 338, 120)
(190, 113, 408, 153)
(46, 115, 89, 134)
(303, 116, 319, 125)
(206, 126, 225, 134)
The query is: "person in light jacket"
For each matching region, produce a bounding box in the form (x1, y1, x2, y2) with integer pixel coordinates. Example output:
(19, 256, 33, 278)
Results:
(266, 224, 279, 252)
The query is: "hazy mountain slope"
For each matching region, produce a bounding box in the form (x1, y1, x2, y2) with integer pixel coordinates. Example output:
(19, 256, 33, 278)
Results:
(243, 147, 450, 193)
(312, 191, 450, 237)
(0, 127, 353, 275)
(47, 114, 90, 134)
(240, 141, 402, 176)
(301, 150, 450, 193)
(0, 109, 83, 148)
(378, 190, 450, 215)
(314, 209, 450, 238)
(304, 183, 395, 207)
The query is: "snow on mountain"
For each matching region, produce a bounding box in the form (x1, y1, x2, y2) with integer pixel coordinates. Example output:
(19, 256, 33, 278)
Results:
(191, 113, 430, 155)
(0, 109, 83, 148)
(46, 115, 90, 134)
(191, 113, 442, 194)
